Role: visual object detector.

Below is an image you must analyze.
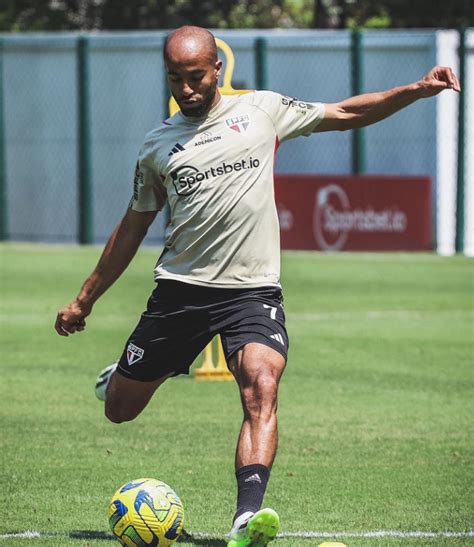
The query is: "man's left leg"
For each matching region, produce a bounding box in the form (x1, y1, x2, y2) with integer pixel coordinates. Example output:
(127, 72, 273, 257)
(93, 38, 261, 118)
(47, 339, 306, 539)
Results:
(227, 342, 286, 545)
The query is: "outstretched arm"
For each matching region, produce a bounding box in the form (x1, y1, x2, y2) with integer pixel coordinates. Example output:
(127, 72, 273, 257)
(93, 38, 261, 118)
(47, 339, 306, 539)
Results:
(315, 66, 460, 133)
(55, 208, 157, 336)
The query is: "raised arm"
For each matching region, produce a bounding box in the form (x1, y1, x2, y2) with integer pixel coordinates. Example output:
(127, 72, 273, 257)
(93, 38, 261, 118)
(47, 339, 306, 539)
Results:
(55, 208, 157, 336)
(314, 66, 460, 133)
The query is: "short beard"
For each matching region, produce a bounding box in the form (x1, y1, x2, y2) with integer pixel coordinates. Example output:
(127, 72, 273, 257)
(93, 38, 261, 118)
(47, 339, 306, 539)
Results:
(180, 82, 217, 118)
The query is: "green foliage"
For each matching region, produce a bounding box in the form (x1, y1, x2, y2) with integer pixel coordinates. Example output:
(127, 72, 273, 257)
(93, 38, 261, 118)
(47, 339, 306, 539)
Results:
(1, 244, 473, 546)
(1, 0, 473, 31)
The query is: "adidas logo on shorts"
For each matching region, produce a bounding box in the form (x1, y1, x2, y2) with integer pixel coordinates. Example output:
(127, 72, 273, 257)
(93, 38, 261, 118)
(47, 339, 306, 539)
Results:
(270, 333, 284, 345)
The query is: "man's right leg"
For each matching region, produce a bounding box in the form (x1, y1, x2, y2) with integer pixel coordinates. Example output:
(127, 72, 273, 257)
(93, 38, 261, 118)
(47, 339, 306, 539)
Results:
(104, 370, 172, 424)
(99, 281, 209, 424)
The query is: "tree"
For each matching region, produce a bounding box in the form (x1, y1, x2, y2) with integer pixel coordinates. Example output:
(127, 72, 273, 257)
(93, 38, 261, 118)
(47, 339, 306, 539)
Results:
(343, 0, 473, 29)
(1, 0, 473, 31)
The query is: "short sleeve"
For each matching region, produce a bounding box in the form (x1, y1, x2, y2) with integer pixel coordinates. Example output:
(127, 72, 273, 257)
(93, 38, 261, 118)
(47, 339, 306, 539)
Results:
(129, 151, 166, 212)
(253, 91, 325, 143)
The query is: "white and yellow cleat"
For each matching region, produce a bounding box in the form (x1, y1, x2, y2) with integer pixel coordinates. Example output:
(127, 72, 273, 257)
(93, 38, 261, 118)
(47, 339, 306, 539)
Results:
(94, 362, 117, 401)
(228, 508, 280, 546)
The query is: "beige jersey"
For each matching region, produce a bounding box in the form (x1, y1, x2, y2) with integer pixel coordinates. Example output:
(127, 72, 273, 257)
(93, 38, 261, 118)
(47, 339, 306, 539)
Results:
(131, 91, 325, 288)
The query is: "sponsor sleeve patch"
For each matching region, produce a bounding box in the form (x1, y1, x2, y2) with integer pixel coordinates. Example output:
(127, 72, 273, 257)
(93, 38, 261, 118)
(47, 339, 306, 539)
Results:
(133, 161, 144, 201)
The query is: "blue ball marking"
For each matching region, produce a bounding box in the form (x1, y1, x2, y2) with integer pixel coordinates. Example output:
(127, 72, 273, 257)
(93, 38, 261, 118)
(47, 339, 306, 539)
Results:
(134, 488, 155, 513)
(165, 513, 183, 540)
(112, 498, 128, 518)
(120, 479, 147, 494)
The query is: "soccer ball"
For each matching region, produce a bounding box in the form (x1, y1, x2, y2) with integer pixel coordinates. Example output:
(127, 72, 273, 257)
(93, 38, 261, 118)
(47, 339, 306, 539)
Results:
(108, 478, 185, 546)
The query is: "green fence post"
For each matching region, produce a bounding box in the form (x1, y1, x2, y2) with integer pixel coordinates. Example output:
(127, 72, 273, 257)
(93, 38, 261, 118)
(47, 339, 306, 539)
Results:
(0, 37, 7, 241)
(255, 37, 268, 90)
(163, 36, 171, 116)
(77, 35, 93, 244)
(455, 27, 466, 254)
(351, 28, 366, 175)
(162, 37, 172, 233)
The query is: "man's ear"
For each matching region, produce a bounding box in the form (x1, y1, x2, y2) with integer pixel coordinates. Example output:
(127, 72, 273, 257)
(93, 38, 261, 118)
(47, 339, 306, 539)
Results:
(215, 59, 223, 80)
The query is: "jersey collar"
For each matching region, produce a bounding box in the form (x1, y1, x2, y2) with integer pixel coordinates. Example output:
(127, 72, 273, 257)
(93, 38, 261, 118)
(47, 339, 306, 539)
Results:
(178, 95, 227, 124)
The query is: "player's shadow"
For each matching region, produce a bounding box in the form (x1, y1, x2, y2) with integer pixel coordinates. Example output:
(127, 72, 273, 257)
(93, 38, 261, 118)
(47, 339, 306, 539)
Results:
(69, 531, 115, 541)
(179, 539, 227, 546)
(179, 531, 227, 545)
(69, 530, 227, 545)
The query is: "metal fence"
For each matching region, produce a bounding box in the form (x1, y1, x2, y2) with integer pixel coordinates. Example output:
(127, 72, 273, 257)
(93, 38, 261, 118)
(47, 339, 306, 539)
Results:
(0, 29, 471, 252)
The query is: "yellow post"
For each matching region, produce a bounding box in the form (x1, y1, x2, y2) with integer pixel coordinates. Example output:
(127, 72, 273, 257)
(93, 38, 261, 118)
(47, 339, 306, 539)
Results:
(167, 37, 248, 382)
(195, 335, 233, 381)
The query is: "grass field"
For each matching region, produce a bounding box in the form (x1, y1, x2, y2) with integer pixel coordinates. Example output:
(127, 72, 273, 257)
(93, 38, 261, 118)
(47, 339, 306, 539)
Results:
(1, 243, 473, 546)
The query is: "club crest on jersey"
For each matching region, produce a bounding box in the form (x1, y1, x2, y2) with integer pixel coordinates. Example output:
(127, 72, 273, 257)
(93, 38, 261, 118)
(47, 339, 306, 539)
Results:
(126, 343, 144, 366)
(226, 114, 250, 134)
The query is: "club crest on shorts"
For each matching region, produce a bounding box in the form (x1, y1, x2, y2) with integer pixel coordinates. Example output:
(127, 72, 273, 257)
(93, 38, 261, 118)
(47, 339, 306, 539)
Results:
(126, 343, 144, 366)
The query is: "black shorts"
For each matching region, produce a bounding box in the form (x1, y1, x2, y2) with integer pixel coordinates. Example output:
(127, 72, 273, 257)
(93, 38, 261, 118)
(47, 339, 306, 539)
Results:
(117, 280, 289, 381)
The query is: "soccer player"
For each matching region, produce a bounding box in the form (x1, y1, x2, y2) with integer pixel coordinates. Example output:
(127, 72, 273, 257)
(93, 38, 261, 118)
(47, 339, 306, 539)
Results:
(55, 26, 459, 546)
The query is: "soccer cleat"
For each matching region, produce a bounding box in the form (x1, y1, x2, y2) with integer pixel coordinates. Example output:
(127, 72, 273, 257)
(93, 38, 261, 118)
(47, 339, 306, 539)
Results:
(94, 362, 117, 401)
(228, 508, 280, 546)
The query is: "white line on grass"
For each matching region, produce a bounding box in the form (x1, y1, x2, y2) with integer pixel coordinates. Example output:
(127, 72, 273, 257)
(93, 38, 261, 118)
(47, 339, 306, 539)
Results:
(287, 309, 471, 322)
(1, 309, 470, 327)
(0, 532, 41, 539)
(277, 531, 474, 538)
(1, 530, 473, 540)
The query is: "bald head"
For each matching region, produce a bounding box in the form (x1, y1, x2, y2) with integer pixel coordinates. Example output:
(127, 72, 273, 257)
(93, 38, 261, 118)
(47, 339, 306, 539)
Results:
(164, 26, 222, 117)
(164, 26, 218, 65)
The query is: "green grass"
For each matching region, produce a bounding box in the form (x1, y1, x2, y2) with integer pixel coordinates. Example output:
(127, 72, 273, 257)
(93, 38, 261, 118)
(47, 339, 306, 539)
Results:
(1, 244, 473, 546)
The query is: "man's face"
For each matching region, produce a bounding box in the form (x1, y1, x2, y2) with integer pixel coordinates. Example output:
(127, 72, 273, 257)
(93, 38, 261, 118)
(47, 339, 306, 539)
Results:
(166, 51, 222, 117)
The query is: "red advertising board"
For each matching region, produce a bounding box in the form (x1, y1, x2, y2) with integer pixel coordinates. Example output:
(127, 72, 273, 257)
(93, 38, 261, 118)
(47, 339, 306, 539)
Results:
(275, 175, 431, 251)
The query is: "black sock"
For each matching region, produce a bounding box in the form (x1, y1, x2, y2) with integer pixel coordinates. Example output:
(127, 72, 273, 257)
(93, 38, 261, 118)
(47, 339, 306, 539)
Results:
(233, 464, 270, 523)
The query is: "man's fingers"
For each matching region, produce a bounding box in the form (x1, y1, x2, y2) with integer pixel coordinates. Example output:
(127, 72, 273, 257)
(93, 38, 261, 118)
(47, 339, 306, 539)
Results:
(423, 66, 461, 96)
(55, 313, 86, 336)
(55, 318, 69, 336)
(56, 322, 80, 336)
(54, 298, 91, 337)
(437, 67, 460, 91)
(75, 318, 86, 331)
(453, 73, 461, 92)
(446, 70, 457, 89)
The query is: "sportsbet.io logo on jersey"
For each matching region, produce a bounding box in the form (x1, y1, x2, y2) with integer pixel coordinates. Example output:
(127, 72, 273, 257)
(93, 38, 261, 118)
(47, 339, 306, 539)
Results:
(170, 157, 260, 196)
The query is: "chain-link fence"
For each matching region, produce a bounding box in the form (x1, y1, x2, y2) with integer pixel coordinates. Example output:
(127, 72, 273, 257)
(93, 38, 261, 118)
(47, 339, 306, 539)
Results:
(2, 35, 79, 242)
(0, 29, 471, 252)
(87, 34, 168, 244)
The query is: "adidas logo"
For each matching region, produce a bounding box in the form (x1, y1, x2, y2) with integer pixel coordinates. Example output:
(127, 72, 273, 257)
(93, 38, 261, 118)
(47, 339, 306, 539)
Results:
(270, 333, 285, 345)
(244, 473, 262, 484)
(168, 142, 185, 156)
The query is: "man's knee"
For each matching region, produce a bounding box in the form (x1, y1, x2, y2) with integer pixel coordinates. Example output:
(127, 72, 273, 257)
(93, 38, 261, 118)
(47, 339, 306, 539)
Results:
(103, 370, 169, 424)
(104, 389, 145, 424)
(242, 374, 279, 419)
(104, 400, 140, 424)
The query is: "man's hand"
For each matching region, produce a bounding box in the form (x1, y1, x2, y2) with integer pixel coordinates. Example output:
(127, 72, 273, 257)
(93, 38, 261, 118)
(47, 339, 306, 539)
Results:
(54, 209, 158, 338)
(55, 300, 92, 336)
(417, 66, 461, 97)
